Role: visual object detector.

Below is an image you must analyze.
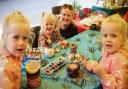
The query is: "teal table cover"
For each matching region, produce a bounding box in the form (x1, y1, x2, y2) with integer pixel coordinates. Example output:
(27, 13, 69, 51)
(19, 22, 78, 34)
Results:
(21, 30, 102, 89)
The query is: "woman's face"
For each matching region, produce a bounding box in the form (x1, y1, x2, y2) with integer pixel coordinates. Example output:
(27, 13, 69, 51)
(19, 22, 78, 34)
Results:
(60, 8, 74, 27)
(101, 23, 124, 54)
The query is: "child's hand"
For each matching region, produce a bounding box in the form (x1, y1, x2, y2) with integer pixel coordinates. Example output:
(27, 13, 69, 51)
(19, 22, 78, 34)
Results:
(46, 39, 52, 44)
(81, 55, 87, 67)
(58, 40, 68, 48)
(86, 60, 98, 72)
(86, 60, 106, 77)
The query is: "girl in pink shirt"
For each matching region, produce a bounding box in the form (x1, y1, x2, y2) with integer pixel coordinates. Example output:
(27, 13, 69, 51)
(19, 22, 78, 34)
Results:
(82, 14, 128, 89)
(0, 11, 31, 89)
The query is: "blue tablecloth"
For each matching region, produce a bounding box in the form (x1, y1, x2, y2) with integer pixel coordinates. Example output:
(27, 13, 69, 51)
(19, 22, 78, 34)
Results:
(21, 30, 102, 89)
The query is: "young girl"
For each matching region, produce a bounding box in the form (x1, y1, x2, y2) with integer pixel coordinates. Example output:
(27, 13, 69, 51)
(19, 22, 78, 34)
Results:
(82, 14, 128, 89)
(0, 11, 31, 89)
(38, 12, 62, 48)
(59, 4, 78, 39)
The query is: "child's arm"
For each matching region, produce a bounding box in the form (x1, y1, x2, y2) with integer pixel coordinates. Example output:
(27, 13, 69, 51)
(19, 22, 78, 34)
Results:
(81, 55, 105, 76)
(0, 55, 21, 89)
(85, 60, 116, 89)
(38, 33, 51, 47)
(100, 55, 128, 89)
(38, 34, 46, 47)
(85, 54, 128, 89)
(85, 60, 106, 77)
(0, 59, 15, 89)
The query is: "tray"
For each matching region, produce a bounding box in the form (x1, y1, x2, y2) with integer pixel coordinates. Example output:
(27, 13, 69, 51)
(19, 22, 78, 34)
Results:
(41, 57, 68, 75)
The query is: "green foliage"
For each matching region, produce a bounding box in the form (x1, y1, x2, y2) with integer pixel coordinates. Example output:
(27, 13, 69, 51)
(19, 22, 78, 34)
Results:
(72, 0, 81, 11)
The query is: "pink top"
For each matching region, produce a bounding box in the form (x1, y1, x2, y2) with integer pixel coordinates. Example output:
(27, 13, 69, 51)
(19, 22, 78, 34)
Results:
(0, 50, 22, 89)
(101, 47, 128, 89)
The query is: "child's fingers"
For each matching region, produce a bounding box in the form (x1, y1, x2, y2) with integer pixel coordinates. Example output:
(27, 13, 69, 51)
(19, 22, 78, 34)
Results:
(86, 60, 97, 72)
(87, 60, 102, 74)
(86, 64, 94, 72)
(81, 55, 87, 66)
(47, 39, 52, 44)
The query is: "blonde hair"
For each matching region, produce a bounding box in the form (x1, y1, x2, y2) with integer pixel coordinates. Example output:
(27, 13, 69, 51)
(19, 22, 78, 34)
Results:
(101, 14, 128, 46)
(2, 11, 30, 35)
(1, 11, 31, 50)
(40, 12, 59, 33)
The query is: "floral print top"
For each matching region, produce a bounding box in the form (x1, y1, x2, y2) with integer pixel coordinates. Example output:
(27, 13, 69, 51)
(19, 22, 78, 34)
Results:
(0, 50, 22, 89)
(38, 30, 62, 47)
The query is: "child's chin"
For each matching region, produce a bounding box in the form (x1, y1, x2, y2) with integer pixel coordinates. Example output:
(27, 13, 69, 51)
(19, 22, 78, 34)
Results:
(107, 50, 115, 54)
(13, 53, 23, 57)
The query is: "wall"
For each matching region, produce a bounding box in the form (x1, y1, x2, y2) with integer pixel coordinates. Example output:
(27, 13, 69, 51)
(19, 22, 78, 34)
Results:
(58, 0, 97, 8)
(0, 0, 58, 38)
(0, 0, 97, 38)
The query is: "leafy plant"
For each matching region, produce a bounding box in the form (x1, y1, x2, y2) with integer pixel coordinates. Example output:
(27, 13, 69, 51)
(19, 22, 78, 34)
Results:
(72, 0, 81, 11)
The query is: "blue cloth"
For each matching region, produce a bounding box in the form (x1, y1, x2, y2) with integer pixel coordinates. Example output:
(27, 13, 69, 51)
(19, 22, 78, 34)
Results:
(21, 30, 102, 89)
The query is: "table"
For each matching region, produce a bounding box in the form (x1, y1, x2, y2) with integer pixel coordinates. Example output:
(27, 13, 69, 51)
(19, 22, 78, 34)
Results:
(21, 30, 102, 89)
(92, 6, 128, 16)
(74, 14, 90, 33)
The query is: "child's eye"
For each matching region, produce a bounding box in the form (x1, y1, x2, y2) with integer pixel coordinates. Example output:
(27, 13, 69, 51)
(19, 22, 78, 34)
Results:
(103, 34, 107, 37)
(111, 34, 117, 37)
(50, 23, 53, 25)
(13, 35, 19, 40)
(23, 36, 28, 41)
(62, 13, 66, 16)
(67, 15, 71, 17)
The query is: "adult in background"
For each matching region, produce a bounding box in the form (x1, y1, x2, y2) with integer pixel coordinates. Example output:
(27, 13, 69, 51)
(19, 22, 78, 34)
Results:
(59, 4, 78, 39)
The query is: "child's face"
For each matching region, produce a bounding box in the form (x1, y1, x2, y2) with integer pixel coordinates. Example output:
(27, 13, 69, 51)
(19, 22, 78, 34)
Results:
(101, 23, 123, 54)
(5, 23, 29, 57)
(60, 8, 74, 26)
(43, 19, 56, 34)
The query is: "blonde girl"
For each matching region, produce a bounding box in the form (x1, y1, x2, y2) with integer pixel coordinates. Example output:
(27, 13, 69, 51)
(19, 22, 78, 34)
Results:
(82, 14, 128, 89)
(38, 12, 61, 47)
(0, 11, 31, 89)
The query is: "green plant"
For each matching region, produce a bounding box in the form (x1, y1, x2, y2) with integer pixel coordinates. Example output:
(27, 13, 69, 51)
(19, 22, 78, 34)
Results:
(72, 0, 81, 11)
